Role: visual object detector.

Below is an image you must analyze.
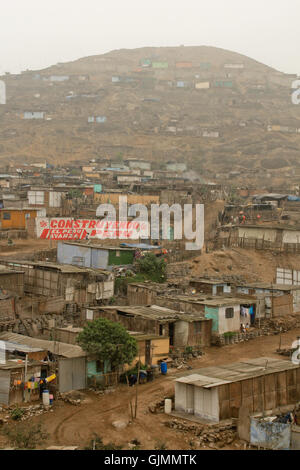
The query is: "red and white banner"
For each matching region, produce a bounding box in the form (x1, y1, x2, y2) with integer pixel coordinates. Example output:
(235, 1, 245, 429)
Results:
(36, 218, 147, 240)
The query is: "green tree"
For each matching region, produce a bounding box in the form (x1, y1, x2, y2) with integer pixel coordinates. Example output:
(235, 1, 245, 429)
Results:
(76, 318, 138, 370)
(136, 252, 166, 283)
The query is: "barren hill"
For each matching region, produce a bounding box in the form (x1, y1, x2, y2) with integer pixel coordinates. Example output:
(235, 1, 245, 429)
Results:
(0, 45, 299, 173)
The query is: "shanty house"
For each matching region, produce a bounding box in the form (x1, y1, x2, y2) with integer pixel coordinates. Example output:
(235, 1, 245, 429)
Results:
(0, 360, 43, 406)
(190, 278, 232, 295)
(0, 268, 24, 296)
(51, 326, 169, 373)
(0, 208, 45, 230)
(234, 282, 300, 318)
(124, 159, 151, 171)
(23, 112, 45, 120)
(83, 305, 212, 349)
(0, 332, 87, 399)
(165, 161, 187, 172)
(0, 260, 114, 304)
(127, 282, 255, 333)
(175, 358, 300, 423)
(57, 242, 135, 271)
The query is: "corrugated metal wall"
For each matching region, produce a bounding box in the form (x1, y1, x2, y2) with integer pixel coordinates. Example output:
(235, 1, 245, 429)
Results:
(0, 370, 10, 405)
(58, 357, 86, 393)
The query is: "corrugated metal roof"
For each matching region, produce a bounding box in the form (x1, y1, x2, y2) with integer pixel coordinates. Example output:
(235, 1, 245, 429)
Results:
(236, 282, 300, 291)
(0, 332, 86, 358)
(98, 305, 206, 322)
(176, 357, 299, 388)
(191, 278, 300, 291)
(1, 340, 44, 354)
(59, 242, 136, 251)
(0, 260, 111, 276)
(170, 295, 254, 307)
(0, 268, 24, 275)
(0, 359, 41, 370)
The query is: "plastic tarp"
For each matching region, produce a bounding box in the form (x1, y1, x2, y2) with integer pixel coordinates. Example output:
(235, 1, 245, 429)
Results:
(119, 243, 161, 250)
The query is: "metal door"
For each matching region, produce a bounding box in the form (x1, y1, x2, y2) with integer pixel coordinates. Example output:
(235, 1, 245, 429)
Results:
(58, 357, 86, 393)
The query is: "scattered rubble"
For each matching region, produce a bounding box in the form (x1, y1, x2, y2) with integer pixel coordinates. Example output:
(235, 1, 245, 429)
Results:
(0, 404, 53, 424)
(58, 390, 90, 406)
(165, 419, 237, 447)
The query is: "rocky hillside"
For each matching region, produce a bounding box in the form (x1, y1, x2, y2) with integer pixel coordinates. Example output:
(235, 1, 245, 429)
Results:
(0, 45, 299, 173)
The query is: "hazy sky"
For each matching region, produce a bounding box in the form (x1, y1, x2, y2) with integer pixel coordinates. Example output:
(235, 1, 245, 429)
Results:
(0, 0, 299, 75)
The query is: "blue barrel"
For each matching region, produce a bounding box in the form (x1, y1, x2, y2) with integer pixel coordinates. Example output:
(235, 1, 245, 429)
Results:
(160, 361, 167, 375)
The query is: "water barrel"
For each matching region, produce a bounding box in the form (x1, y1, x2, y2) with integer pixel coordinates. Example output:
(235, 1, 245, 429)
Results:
(164, 398, 172, 414)
(42, 390, 50, 406)
(160, 361, 167, 375)
(151, 365, 159, 377)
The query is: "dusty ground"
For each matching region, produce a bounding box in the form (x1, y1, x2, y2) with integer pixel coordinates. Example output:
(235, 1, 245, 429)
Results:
(1, 327, 299, 450)
(0, 238, 56, 258)
(188, 247, 300, 283)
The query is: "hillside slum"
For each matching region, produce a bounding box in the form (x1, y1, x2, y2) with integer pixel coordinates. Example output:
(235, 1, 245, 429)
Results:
(0, 155, 299, 449)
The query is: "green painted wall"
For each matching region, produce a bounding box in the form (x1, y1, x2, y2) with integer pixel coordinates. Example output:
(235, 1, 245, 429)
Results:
(87, 359, 111, 378)
(204, 306, 219, 332)
(94, 184, 102, 193)
(108, 249, 134, 266)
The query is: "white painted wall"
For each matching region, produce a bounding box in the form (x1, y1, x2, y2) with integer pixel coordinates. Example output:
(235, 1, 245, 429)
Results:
(28, 190, 44, 205)
(174, 321, 189, 347)
(218, 305, 240, 334)
(238, 227, 277, 242)
(194, 387, 219, 422)
(49, 191, 62, 208)
(283, 230, 300, 244)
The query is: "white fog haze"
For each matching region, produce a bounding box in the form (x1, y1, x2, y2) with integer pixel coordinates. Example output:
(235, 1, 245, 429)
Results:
(0, 0, 299, 74)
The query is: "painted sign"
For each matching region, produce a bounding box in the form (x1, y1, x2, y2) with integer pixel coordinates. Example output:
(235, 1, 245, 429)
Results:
(36, 217, 146, 240)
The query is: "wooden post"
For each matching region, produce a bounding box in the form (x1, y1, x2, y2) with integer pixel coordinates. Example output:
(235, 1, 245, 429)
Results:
(134, 357, 141, 419)
(24, 354, 29, 403)
(279, 327, 282, 351)
(125, 374, 134, 420)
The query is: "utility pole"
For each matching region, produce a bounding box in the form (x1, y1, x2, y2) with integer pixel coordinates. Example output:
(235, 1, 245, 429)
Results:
(262, 359, 268, 419)
(24, 353, 28, 403)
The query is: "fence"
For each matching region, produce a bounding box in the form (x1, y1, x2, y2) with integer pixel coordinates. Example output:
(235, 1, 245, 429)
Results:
(102, 372, 119, 387)
(215, 237, 300, 253)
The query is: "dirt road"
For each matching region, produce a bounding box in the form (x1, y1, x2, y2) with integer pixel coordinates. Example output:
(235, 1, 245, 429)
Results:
(1, 327, 298, 450)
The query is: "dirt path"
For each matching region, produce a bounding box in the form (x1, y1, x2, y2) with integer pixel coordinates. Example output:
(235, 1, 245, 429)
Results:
(2, 327, 297, 450)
